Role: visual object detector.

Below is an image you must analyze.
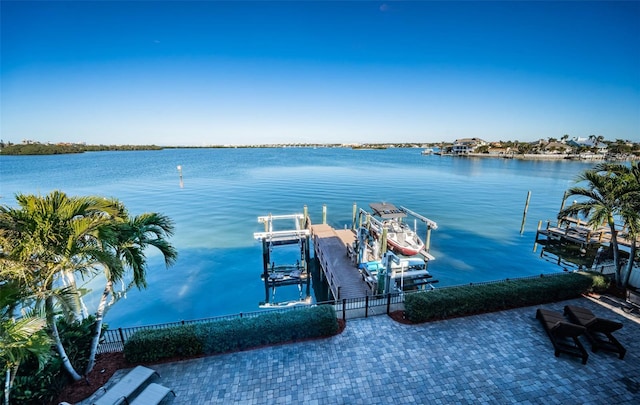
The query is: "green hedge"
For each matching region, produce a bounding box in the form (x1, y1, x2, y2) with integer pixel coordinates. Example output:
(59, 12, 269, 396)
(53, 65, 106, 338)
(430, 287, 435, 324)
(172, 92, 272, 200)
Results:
(404, 272, 597, 323)
(123, 325, 202, 363)
(124, 305, 339, 363)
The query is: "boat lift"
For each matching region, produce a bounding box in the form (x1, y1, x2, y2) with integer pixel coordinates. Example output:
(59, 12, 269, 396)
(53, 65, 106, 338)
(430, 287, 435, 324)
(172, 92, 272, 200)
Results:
(354, 204, 437, 261)
(253, 213, 312, 307)
(358, 250, 438, 294)
(351, 203, 439, 293)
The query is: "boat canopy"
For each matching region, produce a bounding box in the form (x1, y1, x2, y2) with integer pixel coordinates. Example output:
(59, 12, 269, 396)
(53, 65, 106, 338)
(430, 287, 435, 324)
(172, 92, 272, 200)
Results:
(369, 202, 407, 219)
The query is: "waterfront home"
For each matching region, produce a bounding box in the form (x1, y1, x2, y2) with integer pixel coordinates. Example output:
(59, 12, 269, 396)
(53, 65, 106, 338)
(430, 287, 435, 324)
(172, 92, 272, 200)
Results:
(542, 141, 573, 155)
(567, 137, 608, 156)
(452, 137, 488, 155)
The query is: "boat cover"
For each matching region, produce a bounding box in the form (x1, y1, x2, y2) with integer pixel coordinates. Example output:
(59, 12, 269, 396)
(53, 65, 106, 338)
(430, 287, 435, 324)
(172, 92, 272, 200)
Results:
(369, 202, 407, 219)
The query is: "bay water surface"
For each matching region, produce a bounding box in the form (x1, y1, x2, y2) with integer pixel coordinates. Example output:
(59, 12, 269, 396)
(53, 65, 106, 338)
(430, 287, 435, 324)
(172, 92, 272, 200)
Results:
(0, 148, 597, 328)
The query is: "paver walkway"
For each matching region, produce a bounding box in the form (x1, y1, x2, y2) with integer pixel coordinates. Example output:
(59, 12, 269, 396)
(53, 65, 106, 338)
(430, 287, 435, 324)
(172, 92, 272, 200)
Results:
(90, 296, 640, 404)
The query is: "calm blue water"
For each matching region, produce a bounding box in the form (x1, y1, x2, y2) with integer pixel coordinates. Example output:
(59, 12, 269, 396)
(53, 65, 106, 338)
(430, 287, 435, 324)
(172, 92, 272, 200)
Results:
(0, 148, 597, 328)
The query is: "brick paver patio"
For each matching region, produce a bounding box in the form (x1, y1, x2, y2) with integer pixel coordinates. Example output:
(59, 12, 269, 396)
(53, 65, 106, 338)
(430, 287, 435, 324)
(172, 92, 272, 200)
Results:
(85, 296, 640, 404)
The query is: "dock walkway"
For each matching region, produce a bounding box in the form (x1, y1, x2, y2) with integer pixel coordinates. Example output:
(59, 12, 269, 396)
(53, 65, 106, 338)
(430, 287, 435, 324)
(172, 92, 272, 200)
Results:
(310, 224, 371, 300)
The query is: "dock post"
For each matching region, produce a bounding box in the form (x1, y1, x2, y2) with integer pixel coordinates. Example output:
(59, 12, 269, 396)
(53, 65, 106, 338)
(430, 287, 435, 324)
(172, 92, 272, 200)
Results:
(303, 205, 308, 227)
(558, 191, 568, 226)
(322, 204, 327, 224)
(304, 236, 311, 296)
(381, 227, 388, 255)
(352, 202, 357, 230)
(262, 239, 270, 303)
(533, 220, 543, 252)
(425, 226, 432, 253)
(520, 190, 531, 234)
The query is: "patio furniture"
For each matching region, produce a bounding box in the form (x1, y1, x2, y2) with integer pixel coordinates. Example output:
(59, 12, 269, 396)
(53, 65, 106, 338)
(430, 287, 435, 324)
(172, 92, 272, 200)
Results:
(536, 308, 588, 364)
(564, 305, 626, 359)
(92, 365, 159, 405)
(625, 289, 640, 313)
(128, 382, 176, 405)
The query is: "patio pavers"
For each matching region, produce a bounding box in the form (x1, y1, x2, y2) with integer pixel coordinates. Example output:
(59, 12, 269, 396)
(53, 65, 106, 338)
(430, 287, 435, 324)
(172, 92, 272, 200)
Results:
(90, 296, 640, 404)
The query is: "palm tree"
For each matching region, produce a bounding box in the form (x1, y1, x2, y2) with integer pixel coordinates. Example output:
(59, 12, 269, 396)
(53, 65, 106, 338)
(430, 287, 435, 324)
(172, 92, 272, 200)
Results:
(559, 163, 640, 287)
(595, 162, 640, 287)
(0, 281, 52, 405)
(85, 211, 177, 375)
(0, 191, 120, 381)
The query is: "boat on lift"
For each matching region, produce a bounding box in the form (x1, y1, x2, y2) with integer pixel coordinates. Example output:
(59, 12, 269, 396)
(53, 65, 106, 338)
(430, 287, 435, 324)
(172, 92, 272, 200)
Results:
(368, 202, 425, 256)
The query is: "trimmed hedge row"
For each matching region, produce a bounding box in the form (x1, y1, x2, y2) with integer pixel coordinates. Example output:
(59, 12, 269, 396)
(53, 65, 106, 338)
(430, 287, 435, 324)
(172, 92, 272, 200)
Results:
(124, 305, 339, 363)
(404, 272, 599, 323)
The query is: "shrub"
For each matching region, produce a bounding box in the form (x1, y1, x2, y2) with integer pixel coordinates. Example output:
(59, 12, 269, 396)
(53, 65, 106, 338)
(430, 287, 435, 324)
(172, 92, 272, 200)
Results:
(197, 305, 339, 355)
(589, 273, 610, 292)
(0, 316, 106, 405)
(404, 272, 595, 323)
(124, 325, 202, 363)
(123, 305, 339, 363)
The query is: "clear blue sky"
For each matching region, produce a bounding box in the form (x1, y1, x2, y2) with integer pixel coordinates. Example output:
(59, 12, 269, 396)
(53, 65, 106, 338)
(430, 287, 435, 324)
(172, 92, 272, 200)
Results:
(1, 1, 639, 146)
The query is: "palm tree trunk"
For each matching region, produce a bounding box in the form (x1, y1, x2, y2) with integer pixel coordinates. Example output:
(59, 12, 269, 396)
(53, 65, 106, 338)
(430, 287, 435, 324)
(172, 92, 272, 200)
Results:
(62, 269, 85, 321)
(622, 241, 637, 288)
(6, 364, 19, 405)
(609, 225, 622, 287)
(46, 297, 83, 382)
(85, 280, 112, 375)
(4, 367, 10, 405)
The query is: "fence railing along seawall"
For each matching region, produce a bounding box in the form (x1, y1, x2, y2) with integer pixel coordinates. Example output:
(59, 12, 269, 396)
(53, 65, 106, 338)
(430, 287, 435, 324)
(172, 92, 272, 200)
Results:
(97, 271, 593, 353)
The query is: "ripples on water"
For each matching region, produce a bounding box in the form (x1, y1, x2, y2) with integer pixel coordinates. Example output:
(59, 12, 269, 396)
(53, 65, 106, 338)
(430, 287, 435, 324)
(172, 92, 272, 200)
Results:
(0, 148, 597, 327)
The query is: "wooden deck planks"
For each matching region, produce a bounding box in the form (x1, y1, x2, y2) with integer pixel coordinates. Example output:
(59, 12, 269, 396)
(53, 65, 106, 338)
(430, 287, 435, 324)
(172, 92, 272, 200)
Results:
(311, 224, 371, 300)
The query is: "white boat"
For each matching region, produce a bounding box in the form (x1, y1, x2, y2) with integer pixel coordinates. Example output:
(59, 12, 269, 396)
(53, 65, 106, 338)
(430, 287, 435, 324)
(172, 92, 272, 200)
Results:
(421, 148, 434, 155)
(368, 202, 425, 256)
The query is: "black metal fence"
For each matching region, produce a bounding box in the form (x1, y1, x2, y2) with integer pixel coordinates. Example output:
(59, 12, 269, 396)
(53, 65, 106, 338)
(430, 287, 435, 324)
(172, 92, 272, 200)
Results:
(98, 306, 312, 353)
(97, 271, 579, 353)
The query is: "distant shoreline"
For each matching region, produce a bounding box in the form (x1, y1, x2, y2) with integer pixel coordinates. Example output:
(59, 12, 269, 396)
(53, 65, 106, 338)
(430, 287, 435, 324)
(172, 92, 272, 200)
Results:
(1, 143, 639, 161)
(456, 152, 639, 161)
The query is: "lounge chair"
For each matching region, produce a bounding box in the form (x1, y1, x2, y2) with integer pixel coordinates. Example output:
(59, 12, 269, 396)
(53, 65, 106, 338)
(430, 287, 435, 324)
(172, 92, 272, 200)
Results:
(128, 382, 176, 405)
(563, 305, 626, 360)
(536, 308, 588, 364)
(92, 365, 159, 405)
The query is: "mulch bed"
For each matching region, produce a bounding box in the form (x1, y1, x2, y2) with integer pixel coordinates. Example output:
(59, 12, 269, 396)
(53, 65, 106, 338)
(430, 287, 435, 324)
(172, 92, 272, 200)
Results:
(54, 319, 346, 404)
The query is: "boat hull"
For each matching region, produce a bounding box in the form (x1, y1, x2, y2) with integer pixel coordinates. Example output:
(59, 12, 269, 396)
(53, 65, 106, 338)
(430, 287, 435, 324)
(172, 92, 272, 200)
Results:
(387, 239, 424, 256)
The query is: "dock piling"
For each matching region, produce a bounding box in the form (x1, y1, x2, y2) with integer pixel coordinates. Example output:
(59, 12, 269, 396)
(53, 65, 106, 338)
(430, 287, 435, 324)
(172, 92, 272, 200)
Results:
(520, 190, 531, 234)
(558, 191, 568, 226)
(425, 226, 432, 253)
(352, 202, 357, 230)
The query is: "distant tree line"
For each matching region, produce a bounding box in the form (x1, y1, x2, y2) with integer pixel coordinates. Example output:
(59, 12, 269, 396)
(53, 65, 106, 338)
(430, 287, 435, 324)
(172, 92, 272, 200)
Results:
(0, 143, 163, 155)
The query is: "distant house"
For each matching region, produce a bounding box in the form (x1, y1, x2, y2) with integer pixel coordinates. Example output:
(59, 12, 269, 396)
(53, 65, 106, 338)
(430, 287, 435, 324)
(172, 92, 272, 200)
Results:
(542, 141, 573, 155)
(567, 137, 608, 155)
(487, 147, 511, 155)
(451, 138, 487, 155)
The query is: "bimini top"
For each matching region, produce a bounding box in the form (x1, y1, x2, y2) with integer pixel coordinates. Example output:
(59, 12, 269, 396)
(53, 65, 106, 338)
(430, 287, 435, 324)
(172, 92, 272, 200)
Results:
(369, 202, 407, 219)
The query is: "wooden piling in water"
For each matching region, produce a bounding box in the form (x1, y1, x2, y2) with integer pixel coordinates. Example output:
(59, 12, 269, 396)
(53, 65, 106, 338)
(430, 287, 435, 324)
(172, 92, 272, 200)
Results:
(352, 202, 357, 230)
(558, 191, 568, 226)
(262, 239, 270, 303)
(520, 190, 531, 234)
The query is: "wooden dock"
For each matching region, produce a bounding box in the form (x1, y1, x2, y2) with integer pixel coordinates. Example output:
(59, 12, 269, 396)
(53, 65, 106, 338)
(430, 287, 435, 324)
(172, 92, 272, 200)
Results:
(311, 224, 372, 300)
(535, 217, 640, 249)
